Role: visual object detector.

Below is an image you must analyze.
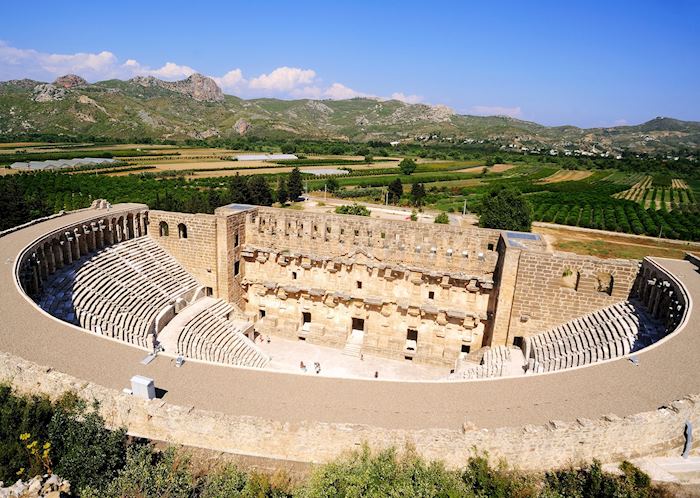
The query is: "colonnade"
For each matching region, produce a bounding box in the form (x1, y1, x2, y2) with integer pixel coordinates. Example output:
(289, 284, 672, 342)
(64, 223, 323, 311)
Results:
(635, 260, 686, 333)
(19, 209, 149, 297)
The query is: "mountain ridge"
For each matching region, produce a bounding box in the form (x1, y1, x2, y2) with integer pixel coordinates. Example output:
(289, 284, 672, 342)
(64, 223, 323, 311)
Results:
(0, 73, 698, 153)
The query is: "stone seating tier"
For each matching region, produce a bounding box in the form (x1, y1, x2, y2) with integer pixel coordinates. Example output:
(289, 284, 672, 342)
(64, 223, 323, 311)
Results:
(39, 237, 199, 349)
(176, 299, 270, 369)
(526, 300, 663, 374)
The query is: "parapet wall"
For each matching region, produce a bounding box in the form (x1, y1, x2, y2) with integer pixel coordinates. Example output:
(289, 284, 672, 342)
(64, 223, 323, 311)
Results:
(0, 349, 695, 470)
(508, 252, 640, 340)
(247, 208, 502, 276)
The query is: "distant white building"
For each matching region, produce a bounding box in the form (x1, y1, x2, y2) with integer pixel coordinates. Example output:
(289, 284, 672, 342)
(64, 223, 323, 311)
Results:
(236, 154, 298, 161)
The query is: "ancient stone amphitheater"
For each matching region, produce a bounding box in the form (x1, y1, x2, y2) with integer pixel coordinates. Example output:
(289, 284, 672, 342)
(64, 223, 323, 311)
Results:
(1, 201, 698, 469)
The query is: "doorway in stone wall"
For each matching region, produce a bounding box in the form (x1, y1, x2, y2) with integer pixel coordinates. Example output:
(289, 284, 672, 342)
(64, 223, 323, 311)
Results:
(344, 317, 365, 357)
(302, 311, 312, 333)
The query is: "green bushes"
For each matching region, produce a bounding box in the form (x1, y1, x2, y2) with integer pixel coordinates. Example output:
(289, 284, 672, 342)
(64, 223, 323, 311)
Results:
(0, 386, 677, 497)
(334, 204, 371, 216)
(434, 212, 449, 224)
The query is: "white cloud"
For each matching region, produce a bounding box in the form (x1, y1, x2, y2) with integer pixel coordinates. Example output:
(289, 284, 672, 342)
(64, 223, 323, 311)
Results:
(469, 105, 523, 118)
(0, 41, 427, 104)
(0, 41, 120, 80)
(390, 92, 423, 104)
(324, 82, 369, 100)
(122, 59, 196, 80)
(249, 66, 316, 92)
(213, 68, 246, 92)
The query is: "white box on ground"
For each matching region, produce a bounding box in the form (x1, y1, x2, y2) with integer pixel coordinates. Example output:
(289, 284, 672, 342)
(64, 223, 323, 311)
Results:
(130, 375, 156, 400)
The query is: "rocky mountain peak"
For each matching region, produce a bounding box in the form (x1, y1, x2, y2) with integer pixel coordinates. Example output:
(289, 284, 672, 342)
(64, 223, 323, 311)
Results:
(131, 73, 224, 102)
(54, 74, 88, 88)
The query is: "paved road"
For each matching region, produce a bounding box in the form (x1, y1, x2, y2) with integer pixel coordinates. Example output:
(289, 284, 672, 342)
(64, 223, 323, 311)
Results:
(1, 207, 699, 431)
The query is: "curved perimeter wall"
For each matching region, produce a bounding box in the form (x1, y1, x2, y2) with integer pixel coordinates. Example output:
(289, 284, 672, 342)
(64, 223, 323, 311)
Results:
(2, 206, 697, 469)
(0, 348, 697, 470)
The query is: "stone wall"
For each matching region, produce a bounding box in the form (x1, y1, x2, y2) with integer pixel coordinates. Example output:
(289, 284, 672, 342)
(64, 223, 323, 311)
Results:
(215, 209, 248, 308)
(247, 208, 501, 276)
(148, 210, 218, 292)
(0, 349, 695, 471)
(508, 252, 640, 340)
(243, 249, 491, 365)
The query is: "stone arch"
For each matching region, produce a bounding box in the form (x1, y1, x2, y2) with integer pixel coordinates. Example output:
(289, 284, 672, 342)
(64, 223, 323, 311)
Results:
(117, 216, 125, 242)
(159, 221, 170, 237)
(126, 213, 135, 240)
(178, 223, 188, 239)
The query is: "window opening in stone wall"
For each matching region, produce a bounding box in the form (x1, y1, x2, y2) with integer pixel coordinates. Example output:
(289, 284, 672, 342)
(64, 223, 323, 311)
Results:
(428, 291, 435, 299)
(234, 231, 239, 247)
(233, 260, 240, 276)
(292, 271, 298, 280)
(596, 272, 614, 295)
(159, 221, 169, 237)
(177, 223, 187, 239)
(487, 243, 494, 251)
(461, 344, 471, 353)
(405, 328, 418, 353)
(259, 308, 266, 319)
(356, 281, 363, 289)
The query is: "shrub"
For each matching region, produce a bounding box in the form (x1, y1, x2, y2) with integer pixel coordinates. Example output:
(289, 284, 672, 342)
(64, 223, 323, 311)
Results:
(335, 204, 371, 216)
(434, 212, 449, 224)
(48, 397, 128, 492)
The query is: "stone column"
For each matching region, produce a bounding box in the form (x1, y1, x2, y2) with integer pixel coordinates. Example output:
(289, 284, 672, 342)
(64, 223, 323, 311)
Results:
(36, 249, 48, 282)
(52, 241, 63, 269)
(45, 244, 56, 275)
(69, 233, 80, 261)
(61, 237, 72, 266)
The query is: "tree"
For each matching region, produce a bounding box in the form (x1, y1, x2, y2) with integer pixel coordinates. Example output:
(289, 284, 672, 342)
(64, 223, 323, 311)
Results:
(325, 177, 339, 193)
(399, 158, 417, 175)
(280, 142, 296, 154)
(227, 173, 250, 204)
(411, 182, 426, 207)
(388, 178, 403, 204)
(287, 167, 304, 200)
(434, 212, 449, 224)
(276, 177, 288, 205)
(479, 186, 532, 231)
(247, 176, 273, 206)
(48, 398, 127, 492)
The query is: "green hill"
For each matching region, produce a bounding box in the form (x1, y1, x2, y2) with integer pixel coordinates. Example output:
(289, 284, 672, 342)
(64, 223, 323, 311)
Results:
(1, 74, 698, 154)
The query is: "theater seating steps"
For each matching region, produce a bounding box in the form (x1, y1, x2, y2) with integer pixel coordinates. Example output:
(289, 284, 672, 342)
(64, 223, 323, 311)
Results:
(525, 300, 664, 373)
(39, 237, 198, 348)
(173, 297, 270, 368)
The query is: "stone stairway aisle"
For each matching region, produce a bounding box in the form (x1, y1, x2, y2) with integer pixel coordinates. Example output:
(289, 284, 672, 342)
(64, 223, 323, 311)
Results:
(343, 329, 364, 357)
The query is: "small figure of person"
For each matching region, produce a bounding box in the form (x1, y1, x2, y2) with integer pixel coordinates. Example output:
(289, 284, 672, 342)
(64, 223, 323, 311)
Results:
(266, 335, 271, 344)
(360, 353, 364, 361)
(300, 361, 307, 372)
(374, 371, 379, 379)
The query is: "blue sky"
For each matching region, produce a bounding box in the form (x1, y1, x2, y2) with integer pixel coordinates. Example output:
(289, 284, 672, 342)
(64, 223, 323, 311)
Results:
(1, 0, 698, 127)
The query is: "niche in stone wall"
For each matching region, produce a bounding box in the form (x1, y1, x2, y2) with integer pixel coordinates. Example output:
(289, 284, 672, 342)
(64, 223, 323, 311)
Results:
(561, 268, 580, 290)
(596, 272, 614, 295)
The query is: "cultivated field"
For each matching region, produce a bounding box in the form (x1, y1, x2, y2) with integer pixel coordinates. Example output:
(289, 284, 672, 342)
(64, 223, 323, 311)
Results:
(538, 169, 593, 183)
